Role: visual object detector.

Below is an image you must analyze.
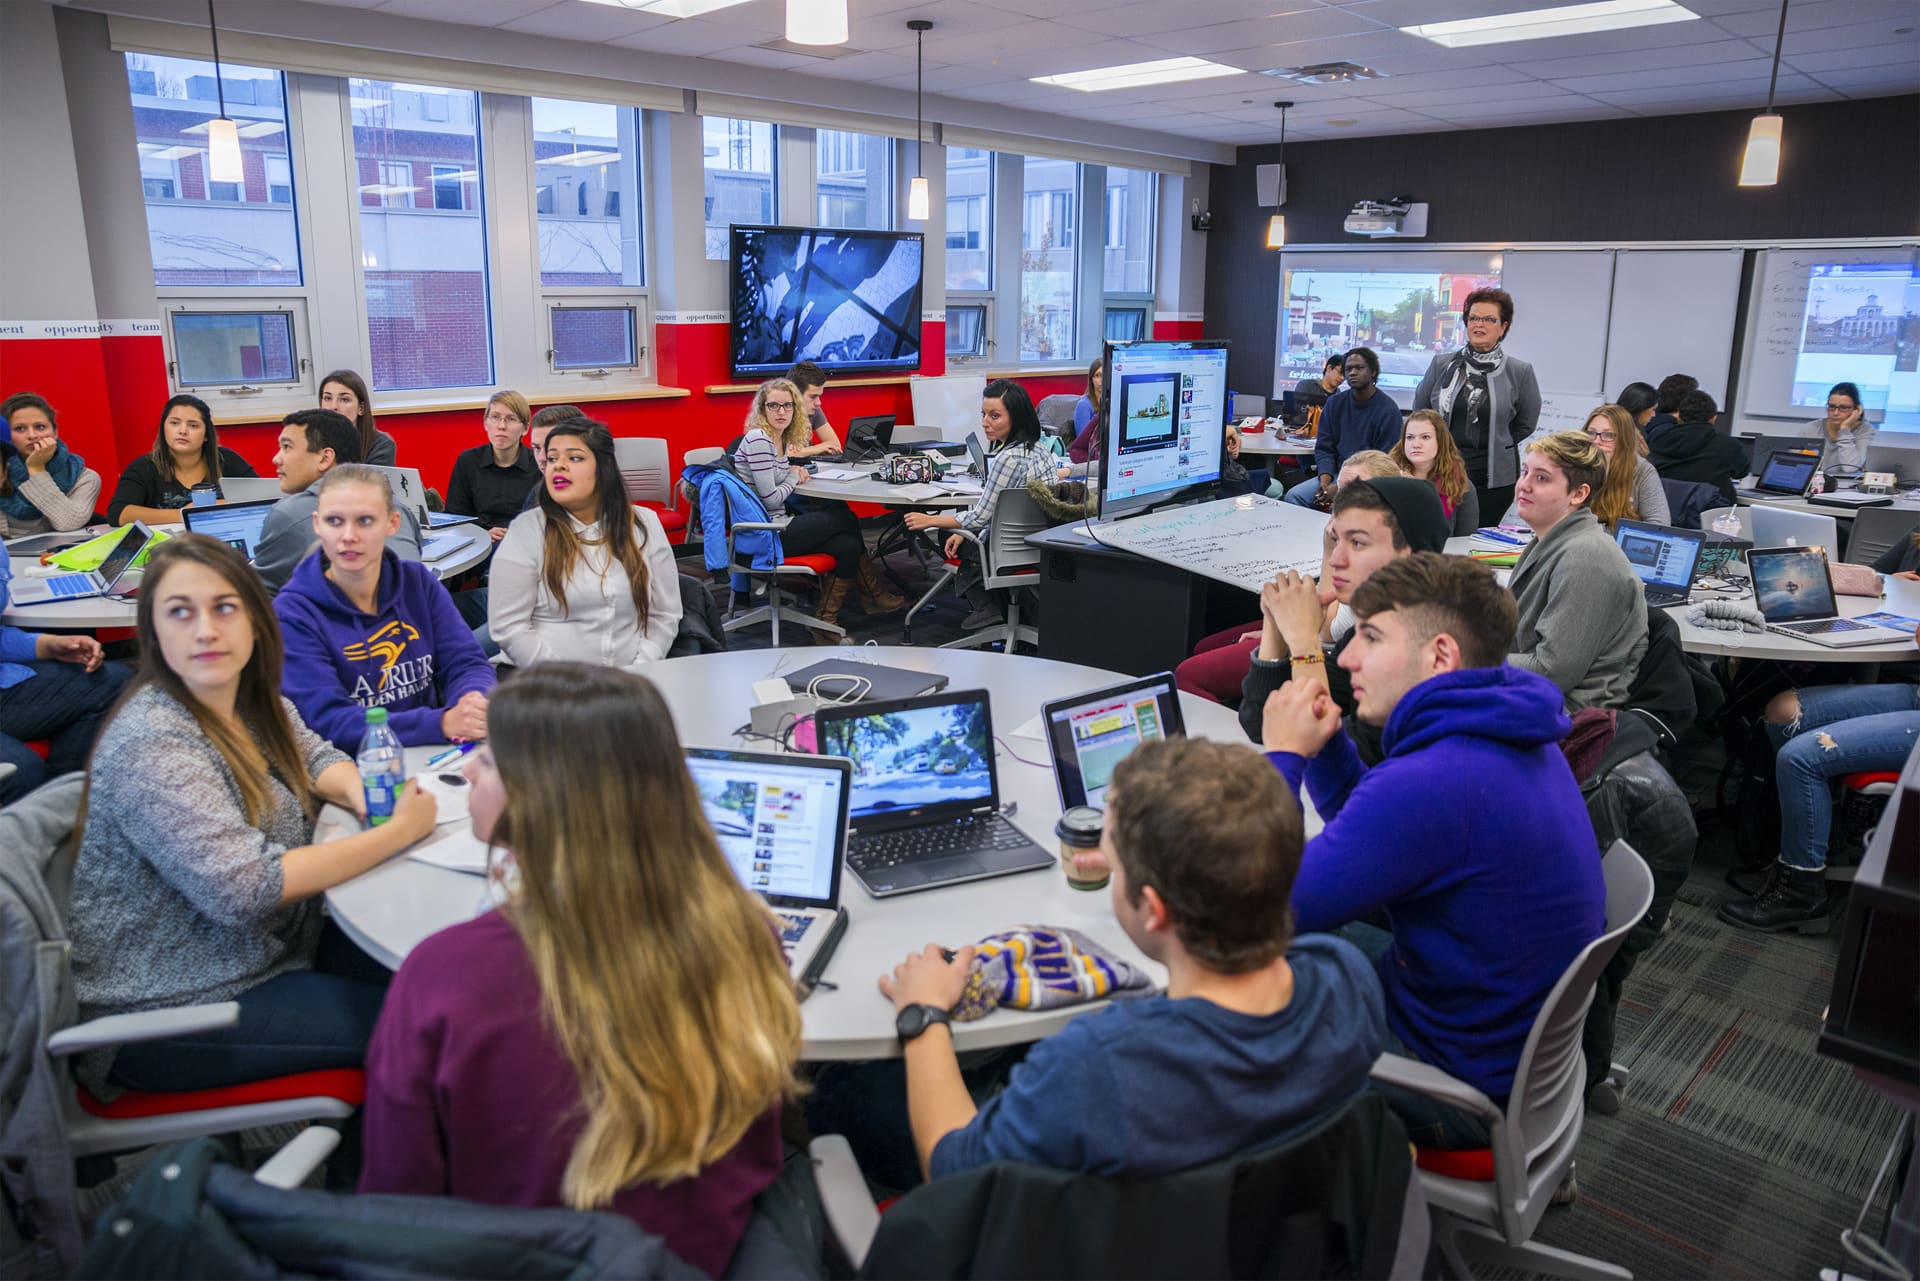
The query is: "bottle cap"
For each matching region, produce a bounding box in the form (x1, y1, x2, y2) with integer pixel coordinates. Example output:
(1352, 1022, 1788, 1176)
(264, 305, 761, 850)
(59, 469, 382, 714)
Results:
(365, 707, 389, 724)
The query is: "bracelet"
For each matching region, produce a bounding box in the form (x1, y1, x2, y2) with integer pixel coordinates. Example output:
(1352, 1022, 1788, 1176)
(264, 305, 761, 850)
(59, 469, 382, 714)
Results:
(1289, 652, 1324, 665)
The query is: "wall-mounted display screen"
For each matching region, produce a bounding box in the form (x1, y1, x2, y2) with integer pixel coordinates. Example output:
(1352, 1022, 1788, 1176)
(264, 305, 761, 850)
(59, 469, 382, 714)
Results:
(729, 224, 924, 379)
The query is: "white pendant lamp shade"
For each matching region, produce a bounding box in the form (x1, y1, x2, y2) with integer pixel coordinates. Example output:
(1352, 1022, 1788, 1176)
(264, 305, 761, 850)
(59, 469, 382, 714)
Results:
(206, 116, 244, 183)
(786, 0, 848, 46)
(1738, 112, 1782, 187)
(908, 176, 930, 222)
(1266, 215, 1286, 249)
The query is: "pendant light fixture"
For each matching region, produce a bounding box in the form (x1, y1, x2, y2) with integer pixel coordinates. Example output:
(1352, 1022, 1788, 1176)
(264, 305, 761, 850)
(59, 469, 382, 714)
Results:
(1266, 101, 1292, 249)
(203, 0, 244, 185)
(907, 19, 932, 222)
(1738, 0, 1789, 186)
(786, 0, 849, 47)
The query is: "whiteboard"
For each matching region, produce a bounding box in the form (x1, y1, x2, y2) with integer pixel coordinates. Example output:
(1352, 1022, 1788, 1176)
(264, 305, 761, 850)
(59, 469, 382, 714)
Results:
(909, 373, 985, 437)
(1501, 251, 1614, 400)
(1604, 249, 1743, 402)
(1736, 244, 1919, 421)
(1093, 494, 1326, 592)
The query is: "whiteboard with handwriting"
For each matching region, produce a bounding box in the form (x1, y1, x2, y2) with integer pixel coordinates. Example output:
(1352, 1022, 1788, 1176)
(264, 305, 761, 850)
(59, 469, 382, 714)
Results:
(1093, 495, 1326, 592)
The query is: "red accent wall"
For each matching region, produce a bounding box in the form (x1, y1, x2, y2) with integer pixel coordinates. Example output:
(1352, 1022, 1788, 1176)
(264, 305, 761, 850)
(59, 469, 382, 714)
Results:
(0, 337, 126, 486)
(1153, 319, 1206, 341)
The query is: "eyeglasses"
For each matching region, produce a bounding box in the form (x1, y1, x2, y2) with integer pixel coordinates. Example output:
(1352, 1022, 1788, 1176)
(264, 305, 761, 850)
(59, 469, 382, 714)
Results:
(765, 400, 795, 412)
(483, 412, 521, 426)
(1825, 403, 1855, 412)
(1587, 429, 1617, 442)
(1465, 314, 1503, 326)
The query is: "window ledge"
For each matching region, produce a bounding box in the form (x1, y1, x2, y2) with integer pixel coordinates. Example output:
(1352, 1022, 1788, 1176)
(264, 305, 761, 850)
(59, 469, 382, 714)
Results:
(207, 384, 689, 426)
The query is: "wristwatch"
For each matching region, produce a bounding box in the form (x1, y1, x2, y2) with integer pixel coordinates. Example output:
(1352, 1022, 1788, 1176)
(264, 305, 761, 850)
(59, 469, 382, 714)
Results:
(895, 1003, 953, 1043)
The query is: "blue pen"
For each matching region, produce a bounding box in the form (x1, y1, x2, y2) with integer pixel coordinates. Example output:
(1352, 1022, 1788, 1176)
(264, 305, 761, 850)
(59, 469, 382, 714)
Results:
(425, 741, 478, 769)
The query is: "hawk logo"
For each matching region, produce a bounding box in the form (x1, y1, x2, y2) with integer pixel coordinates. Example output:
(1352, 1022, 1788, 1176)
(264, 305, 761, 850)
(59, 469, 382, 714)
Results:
(342, 621, 421, 690)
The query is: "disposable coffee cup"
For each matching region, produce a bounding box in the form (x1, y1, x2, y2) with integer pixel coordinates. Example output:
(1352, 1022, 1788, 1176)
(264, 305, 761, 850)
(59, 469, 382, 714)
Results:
(1055, 806, 1107, 890)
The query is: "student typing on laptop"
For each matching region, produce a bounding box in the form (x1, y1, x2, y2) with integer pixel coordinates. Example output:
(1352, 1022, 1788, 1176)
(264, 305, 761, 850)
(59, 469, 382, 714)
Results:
(253, 410, 423, 593)
(785, 360, 845, 459)
(0, 553, 130, 803)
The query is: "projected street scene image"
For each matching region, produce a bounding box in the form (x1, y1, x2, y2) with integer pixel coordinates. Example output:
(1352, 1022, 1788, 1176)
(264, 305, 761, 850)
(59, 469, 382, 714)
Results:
(1279, 268, 1500, 390)
(824, 702, 991, 817)
(731, 227, 923, 377)
(1118, 372, 1180, 452)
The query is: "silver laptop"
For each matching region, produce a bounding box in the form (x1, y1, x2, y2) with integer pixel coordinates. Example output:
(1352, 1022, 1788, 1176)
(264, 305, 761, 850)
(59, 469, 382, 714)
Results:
(420, 530, 477, 563)
(368, 465, 431, 525)
(1748, 547, 1907, 648)
(219, 476, 290, 503)
(685, 746, 851, 985)
(1750, 504, 1840, 556)
(1614, 520, 1707, 609)
(183, 498, 279, 563)
(8, 523, 150, 606)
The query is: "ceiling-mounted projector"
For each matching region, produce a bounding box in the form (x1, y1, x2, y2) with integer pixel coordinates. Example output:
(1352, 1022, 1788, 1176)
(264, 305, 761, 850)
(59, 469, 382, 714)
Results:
(1344, 199, 1428, 238)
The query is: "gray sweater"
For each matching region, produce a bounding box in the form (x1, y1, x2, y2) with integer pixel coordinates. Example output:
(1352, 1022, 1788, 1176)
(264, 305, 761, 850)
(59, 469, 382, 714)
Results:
(253, 479, 423, 592)
(1507, 509, 1647, 711)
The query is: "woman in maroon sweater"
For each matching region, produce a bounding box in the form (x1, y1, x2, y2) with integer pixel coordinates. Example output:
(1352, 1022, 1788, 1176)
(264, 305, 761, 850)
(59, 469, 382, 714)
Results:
(359, 663, 803, 1275)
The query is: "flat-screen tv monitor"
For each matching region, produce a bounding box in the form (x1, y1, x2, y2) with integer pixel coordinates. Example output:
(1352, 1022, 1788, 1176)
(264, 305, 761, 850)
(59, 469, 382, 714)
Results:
(1099, 338, 1231, 522)
(729, 225, 924, 380)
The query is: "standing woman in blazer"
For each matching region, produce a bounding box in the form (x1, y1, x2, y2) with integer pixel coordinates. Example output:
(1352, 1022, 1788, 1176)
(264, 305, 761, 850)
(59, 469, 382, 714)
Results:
(1413, 288, 1541, 526)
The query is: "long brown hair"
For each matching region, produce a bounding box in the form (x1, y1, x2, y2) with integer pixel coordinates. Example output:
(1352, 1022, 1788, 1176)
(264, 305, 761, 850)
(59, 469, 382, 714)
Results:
(149, 394, 228, 489)
(319, 369, 378, 462)
(1584, 404, 1644, 530)
(744, 378, 809, 453)
(1391, 408, 1469, 505)
(537, 420, 652, 627)
(489, 664, 802, 1201)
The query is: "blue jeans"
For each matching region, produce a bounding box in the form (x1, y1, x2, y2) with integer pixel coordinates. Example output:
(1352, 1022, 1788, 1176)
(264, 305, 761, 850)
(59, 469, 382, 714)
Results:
(0, 659, 131, 803)
(1768, 683, 1920, 871)
(1283, 476, 1329, 507)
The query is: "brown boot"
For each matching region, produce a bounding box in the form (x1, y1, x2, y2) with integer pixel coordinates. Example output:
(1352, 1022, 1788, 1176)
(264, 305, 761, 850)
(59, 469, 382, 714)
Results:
(853, 554, 906, 613)
(809, 575, 855, 645)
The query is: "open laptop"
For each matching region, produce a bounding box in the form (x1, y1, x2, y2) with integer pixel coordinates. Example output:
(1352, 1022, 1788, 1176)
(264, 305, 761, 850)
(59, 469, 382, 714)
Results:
(1741, 435, 1822, 471)
(1042, 672, 1187, 811)
(1613, 519, 1707, 609)
(8, 523, 150, 606)
(1751, 504, 1840, 556)
(219, 476, 289, 503)
(1747, 547, 1910, 648)
(965, 432, 987, 478)
(685, 747, 852, 985)
(1737, 449, 1821, 500)
(843, 414, 896, 462)
(810, 689, 1052, 898)
(183, 497, 280, 563)
(368, 465, 432, 525)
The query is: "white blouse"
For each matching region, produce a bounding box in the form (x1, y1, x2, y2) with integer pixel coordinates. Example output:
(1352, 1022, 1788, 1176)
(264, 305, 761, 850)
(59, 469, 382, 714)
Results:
(488, 505, 682, 673)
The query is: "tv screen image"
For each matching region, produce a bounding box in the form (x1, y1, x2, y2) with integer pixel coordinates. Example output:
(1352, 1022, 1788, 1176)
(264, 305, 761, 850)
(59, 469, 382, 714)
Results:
(1100, 339, 1231, 521)
(1118, 372, 1180, 450)
(730, 225, 924, 379)
(1277, 267, 1500, 393)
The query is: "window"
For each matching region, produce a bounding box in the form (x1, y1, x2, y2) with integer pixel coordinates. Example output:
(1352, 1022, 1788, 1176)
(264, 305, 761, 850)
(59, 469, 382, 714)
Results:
(1103, 167, 1156, 295)
(168, 307, 301, 389)
(815, 129, 891, 229)
(532, 97, 641, 288)
(1104, 306, 1148, 342)
(1020, 157, 1079, 363)
(703, 116, 775, 259)
(126, 52, 300, 287)
(550, 304, 639, 371)
(945, 148, 991, 292)
(946, 303, 990, 362)
(351, 78, 492, 391)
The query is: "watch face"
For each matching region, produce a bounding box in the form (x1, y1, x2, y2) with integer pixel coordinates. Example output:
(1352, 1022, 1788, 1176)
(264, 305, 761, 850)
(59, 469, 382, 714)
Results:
(896, 1003, 947, 1041)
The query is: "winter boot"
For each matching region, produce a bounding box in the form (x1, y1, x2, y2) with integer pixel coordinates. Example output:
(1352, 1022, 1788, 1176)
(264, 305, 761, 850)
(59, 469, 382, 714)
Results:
(809, 575, 855, 645)
(853, 554, 905, 613)
(1718, 862, 1828, 934)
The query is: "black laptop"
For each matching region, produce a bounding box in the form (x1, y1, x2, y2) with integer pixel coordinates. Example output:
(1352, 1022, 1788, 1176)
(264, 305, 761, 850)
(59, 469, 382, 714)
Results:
(843, 415, 896, 462)
(1613, 519, 1707, 609)
(1737, 449, 1821, 500)
(810, 688, 1052, 897)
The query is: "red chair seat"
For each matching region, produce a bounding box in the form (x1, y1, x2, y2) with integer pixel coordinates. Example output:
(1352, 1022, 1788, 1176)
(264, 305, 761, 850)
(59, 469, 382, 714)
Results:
(780, 554, 838, 576)
(1840, 771, 1901, 790)
(645, 506, 688, 533)
(27, 740, 50, 760)
(77, 1068, 366, 1119)
(1414, 1146, 1496, 1181)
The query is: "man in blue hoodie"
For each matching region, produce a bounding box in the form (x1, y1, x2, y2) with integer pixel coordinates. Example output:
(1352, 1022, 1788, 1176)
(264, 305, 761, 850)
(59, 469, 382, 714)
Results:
(1262, 552, 1605, 1149)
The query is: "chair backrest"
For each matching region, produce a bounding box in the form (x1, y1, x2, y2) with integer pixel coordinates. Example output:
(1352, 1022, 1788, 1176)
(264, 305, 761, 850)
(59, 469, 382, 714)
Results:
(612, 437, 671, 506)
(982, 487, 1049, 585)
(1035, 394, 1080, 440)
(1845, 506, 1919, 566)
(684, 446, 725, 468)
(1660, 478, 1722, 530)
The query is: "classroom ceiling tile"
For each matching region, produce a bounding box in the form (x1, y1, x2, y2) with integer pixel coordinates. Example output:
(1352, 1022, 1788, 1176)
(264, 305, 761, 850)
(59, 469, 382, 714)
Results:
(1773, 20, 1920, 58)
(1782, 43, 1920, 74)
(1152, 9, 1389, 57)
(1706, 0, 1914, 38)
(608, 16, 753, 55)
(496, 2, 674, 40)
(1339, 0, 1552, 26)
(1551, 56, 1790, 94)
(372, 0, 560, 23)
(1523, 37, 1758, 80)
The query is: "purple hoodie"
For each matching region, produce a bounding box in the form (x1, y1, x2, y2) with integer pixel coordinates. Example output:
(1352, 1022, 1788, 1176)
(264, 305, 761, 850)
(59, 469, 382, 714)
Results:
(1268, 665, 1604, 1101)
(274, 549, 496, 751)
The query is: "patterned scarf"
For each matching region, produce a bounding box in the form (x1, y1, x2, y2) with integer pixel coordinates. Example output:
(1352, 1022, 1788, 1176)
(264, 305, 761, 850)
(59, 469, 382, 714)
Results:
(1431, 344, 1507, 451)
(1, 441, 86, 522)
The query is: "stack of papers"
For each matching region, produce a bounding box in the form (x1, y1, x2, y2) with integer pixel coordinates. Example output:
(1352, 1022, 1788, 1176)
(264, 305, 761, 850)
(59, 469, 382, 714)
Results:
(810, 466, 866, 482)
(407, 830, 492, 874)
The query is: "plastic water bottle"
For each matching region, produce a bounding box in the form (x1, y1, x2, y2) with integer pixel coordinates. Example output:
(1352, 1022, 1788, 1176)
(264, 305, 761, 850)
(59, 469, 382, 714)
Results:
(357, 707, 404, 827)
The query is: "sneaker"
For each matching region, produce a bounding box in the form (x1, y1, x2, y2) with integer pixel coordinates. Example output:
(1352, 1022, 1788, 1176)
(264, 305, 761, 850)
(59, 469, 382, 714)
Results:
(1550, 1165, 1580, 1207)
(961, 604, 1004, 631)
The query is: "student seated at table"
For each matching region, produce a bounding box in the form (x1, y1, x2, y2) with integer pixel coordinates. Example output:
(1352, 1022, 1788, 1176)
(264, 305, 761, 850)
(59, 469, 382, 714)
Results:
(361, 662, 797, 1278)
(1812, 381, 1876, 474)
(274, 466, 495, 753)
(1, 392, 102, 537)
(255, 409, 424, 594)
(1068, 356, 1103, 463)
(1640, 372, 1696, 445)
(1260, 553, 1604, 1147)
(1219, 423, 1253, 497)
(878, 736, 1384, 1181)
(1509, 431, 1647, 711)
(785, 360, 844, 459)
(319, 369, 397, 468)
(108, 394, 259, 526)
(1645, 389, 1748, 507)
(1284, 349, 1403, 507)
(67, 535, 437, 1095)
(1584, 403, 1669, 529)
(1615, 381, 1659, 432)
(446, 390, 540, 543)
(1876, 528, 1920, 578)
(1290, 354, 1344, 428)
(490, 420, 680, 672)
(1390, 409, 1479, 537)
(515, 404, 585, 515)
(903, 380, 1059, 632)
(0, 554, 130, 804)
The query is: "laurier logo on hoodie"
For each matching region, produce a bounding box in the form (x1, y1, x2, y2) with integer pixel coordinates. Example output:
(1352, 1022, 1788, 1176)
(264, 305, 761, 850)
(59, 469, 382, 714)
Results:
(342, 620, 431, 702)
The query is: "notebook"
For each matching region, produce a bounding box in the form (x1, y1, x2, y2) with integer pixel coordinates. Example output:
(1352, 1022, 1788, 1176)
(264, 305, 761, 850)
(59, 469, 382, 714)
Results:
(1613, 519, 1706, 609)
(686, 747, 851, 984)
(1041, 672, 1187, 811)
(183, 498, 279, 563)
(1747, 547, 1911, 648)
(8, 523, 150, 606)
(810, 689, 1052, 898)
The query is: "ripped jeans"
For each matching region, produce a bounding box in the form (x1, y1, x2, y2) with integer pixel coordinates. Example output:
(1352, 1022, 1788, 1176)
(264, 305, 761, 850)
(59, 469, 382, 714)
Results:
(1768, 683, 1920, 870)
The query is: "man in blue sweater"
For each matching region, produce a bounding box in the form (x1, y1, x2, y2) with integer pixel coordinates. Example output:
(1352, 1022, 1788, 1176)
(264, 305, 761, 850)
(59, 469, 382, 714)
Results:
(1285, 347, 1405, 506)
(1262, 552, 1604, 1148)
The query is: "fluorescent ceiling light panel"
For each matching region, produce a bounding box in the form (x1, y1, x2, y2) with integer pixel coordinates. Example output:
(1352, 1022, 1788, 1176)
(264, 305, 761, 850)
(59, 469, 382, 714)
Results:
(1032, 56, 1243, 92)
(576, 0, 755, 15)
(1402, 0, 1698, 48)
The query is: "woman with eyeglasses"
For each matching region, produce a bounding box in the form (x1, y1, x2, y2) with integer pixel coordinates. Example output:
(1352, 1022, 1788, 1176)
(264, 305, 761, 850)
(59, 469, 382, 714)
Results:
(731, 379, 900, 642)
(1811, 382, 1875, 474)
(446, 391, 540, 543)
(1412, 288, 1542, 529)
(1582, 404, 1668, 530)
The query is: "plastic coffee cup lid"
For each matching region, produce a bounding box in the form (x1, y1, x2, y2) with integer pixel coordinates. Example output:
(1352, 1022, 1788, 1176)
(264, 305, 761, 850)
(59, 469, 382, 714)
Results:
(1055, 805, 1104, 846)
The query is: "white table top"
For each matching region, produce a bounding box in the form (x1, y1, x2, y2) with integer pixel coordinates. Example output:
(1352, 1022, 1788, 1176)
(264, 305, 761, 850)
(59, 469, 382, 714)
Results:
(1735, 491, 1920, 520)
(321, 646, 1290, 1061)
(795, 472, 975, 509)
(1235, 432, 1316, 458)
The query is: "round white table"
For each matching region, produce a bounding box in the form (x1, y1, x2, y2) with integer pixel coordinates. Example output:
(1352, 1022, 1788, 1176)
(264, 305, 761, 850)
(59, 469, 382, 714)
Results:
(1235, 433, 1315, 459)
(321, 646, 1293, 1060)
(795, 473, 974, 509)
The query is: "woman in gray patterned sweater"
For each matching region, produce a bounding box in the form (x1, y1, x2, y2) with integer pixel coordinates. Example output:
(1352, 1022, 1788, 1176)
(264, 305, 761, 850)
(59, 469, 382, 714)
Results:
(67, 535, 438, 1094)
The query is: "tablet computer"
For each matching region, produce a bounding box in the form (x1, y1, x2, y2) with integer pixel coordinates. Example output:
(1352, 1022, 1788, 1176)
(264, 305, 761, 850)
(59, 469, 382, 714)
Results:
(1041, 672, 1187, 811)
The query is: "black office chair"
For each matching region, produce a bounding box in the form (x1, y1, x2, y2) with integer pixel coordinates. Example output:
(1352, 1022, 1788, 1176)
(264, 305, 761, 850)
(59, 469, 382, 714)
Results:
(1843, 507, 1919, 566)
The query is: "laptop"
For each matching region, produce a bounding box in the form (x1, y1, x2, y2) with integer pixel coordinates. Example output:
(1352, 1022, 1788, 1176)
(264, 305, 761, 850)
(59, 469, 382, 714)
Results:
(783, 657, 949, 704)
(810, 689, 1053, 898)
(183, 498, 279, 563)
(1613, 519, 1707, 609)
(1042, 672, 1187, 811)
(1751, 504, 1840, 556)
(8, 523, 150, 606)
(844, 414, 896, 462)
(1747, 547, 1911, 648)
(685, 747, 852, 985)
(427, 511, 477, 528)
(219, 476, 290, 503)
(368, 465, 432, 525)
(420, 529, 478, 563)
(965, 432, 988, 478)
(4, 528, 103, 558)
(1738, 449, 1821, 500)
(1741, 435, 1823, 473)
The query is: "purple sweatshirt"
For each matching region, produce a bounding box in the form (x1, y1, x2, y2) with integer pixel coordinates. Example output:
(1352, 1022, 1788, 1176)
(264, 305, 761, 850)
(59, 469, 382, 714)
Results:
(272, 549, 495, 751)
(361, 910, 783, 1277)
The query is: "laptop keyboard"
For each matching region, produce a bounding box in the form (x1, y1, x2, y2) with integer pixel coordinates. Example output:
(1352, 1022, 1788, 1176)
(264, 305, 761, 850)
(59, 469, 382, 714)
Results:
(850, 814, 1032, 873)
(47, 574, 95, 599)
(1780, 618, 1868, 635)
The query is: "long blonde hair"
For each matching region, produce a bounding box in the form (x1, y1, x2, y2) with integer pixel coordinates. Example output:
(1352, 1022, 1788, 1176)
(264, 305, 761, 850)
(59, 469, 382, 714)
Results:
(1391, 409, 1469, 505)
(744, 378, 809, 452)
(488, 664, 802, 1203)
(1584, 404, 1644, 530)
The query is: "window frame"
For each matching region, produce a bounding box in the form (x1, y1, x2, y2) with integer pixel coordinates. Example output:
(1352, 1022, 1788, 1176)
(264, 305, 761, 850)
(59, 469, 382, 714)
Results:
(1101, 168, 1157, 342)
(944, 300, 993, 365)
(159, 297, 313, 399)
(544, 294, 651, 378)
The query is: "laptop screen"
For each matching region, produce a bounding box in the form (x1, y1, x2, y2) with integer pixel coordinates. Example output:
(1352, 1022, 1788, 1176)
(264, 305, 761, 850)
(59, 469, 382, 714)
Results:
(1044, 673, 1185, 810)
(684, 748, 846, 909)
(94, 525, 150, 582)
(184, 500, 278, 562)
(1757, 450, 1818, 494)
(1749, 548, 1838, 623)
(816, 693, 994, 822)
(1614, 521, 1704, 591)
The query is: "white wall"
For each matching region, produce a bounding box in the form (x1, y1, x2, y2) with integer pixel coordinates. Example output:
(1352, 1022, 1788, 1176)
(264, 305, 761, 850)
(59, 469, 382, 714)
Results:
(2, 1, 98, 320)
